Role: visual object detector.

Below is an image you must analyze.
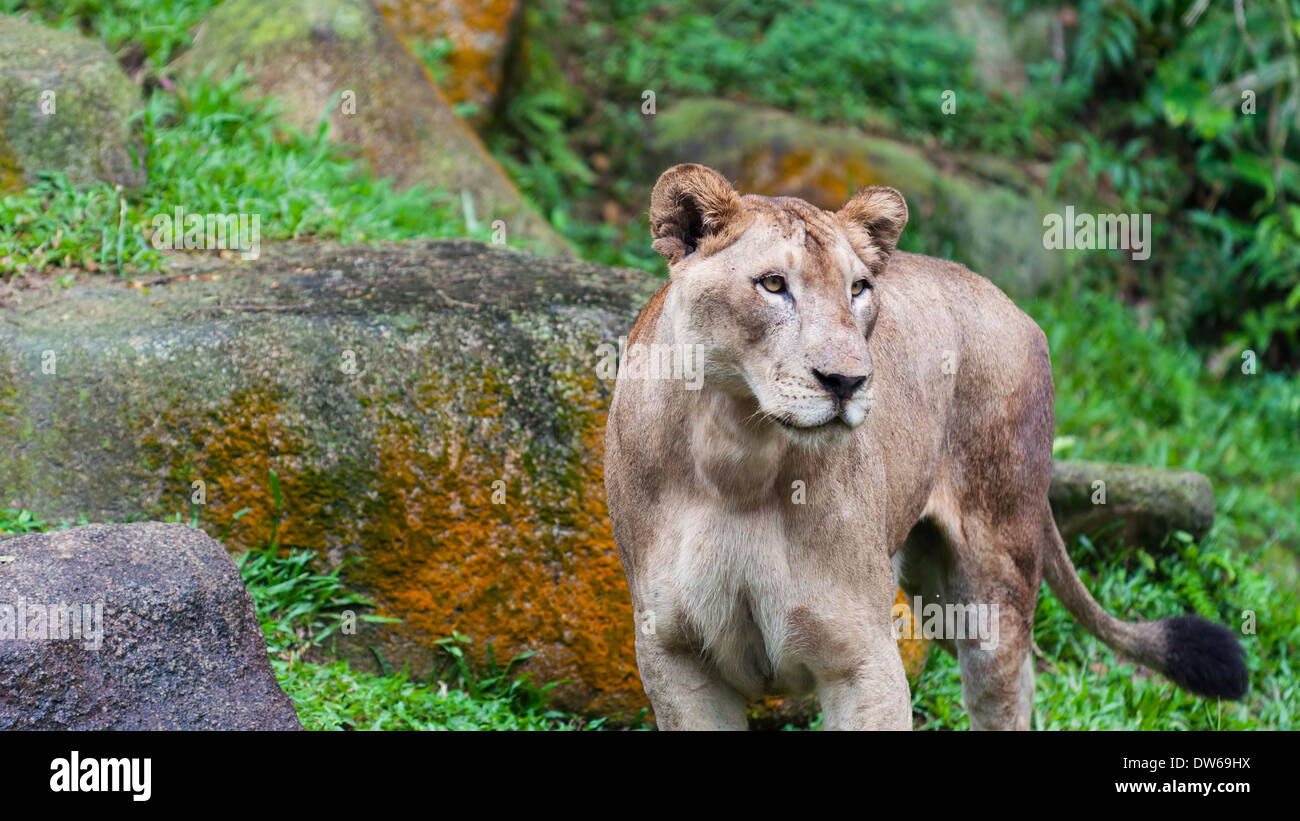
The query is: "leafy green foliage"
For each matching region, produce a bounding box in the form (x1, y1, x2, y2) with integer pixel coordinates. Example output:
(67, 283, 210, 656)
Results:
(1037, 0, 1300, 366)
(479, 10, 664, 272)
(589, 0, 984, 137)
(237, 548, 387, 659)
(0, 508, 46, 534)
(487, 0, 1300, 363)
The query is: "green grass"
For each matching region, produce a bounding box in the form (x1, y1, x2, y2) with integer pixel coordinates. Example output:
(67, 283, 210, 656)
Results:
(240, 546, 616, 731)
(911, 529, 1298, 730)
(1039, 289, 1299, 567)
(1, 69, 498, 279)
(274, 659, 595, 731)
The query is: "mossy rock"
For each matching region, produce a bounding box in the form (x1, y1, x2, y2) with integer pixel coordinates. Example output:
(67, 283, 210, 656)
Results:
(0, 239, 640, 718)
(175, 0, 569, 257)
(0, 15, 146, 193)
(1050, 460, 1215, 549)
(648, 98, 1062, 295)
(895, 587, 932, 684)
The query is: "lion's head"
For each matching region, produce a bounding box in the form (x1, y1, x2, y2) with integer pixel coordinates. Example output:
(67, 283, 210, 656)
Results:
(649, 163, 908, 448)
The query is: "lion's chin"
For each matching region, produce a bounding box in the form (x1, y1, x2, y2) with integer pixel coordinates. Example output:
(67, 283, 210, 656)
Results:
(776, 415, 856, 449)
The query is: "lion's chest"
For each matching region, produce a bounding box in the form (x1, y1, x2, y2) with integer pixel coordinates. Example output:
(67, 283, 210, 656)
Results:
(646, 499, 838, 697)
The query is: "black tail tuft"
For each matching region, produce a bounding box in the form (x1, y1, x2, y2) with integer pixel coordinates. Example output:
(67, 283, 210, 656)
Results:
(1159, 615, 1248, 700)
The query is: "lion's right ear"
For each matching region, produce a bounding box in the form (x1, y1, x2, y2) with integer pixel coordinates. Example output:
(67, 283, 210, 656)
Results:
(836, 186, 909, 274)
(649, 164, 742, 264)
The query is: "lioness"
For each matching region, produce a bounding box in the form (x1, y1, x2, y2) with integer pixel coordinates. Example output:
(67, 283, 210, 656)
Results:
(603, 163, 1248, 730)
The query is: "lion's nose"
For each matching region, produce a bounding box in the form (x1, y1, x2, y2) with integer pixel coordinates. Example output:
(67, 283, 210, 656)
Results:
(812, 370, 867, 400)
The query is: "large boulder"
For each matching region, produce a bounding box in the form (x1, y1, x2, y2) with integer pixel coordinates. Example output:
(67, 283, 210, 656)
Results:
(0, 239, 651, 719)
(0, 15, 146, 193)
(648, 98, 1061, 294)
(175, 0, 569, 256)
(0, 522, 300, 729)
(0, 240, 1216, 720)
(376, 0, 524, 123)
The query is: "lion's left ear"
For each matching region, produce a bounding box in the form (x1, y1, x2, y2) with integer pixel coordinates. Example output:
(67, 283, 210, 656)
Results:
(836, 186, 908, 273)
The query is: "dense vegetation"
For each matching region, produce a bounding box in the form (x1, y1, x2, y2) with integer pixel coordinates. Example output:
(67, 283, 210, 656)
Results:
(490, 0, 1300, 369)
(0, 0, 1295, 729)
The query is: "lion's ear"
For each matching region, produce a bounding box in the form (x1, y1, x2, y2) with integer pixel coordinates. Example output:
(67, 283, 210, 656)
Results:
(649, 164, 742, 264)
(837, 186, 908, 273)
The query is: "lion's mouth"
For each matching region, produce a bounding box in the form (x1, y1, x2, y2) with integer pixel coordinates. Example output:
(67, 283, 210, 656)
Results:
(775, 415, 851, 432)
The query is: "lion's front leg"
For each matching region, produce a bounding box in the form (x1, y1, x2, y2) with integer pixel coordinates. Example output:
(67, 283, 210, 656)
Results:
(634, 629, 749, 730)
(813, 620, 912, 730)
(802, 560, 912, 731)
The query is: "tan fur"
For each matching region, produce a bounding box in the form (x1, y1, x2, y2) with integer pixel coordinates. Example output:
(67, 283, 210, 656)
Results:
(605, 164, 1237, 731)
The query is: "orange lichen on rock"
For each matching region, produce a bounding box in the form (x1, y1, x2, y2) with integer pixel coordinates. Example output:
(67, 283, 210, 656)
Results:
(350, 364, 643, 719)
(738, 146, 882, 212)
(378, 0, 522, 112)
(161, 379, 927, 723)
(175, 388, 354, 556)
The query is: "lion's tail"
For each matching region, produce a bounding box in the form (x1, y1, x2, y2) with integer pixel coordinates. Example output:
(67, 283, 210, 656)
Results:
(1040, 515, 1248, 700)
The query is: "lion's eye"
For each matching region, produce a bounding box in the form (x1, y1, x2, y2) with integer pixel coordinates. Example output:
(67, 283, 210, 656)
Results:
(851, 278, 871, 296)
(759, 274, 787, 294)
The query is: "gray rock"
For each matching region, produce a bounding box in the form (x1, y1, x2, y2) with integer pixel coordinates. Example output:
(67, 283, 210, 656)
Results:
(0, 15, 146, 192)
(0, 522, 300, 729)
